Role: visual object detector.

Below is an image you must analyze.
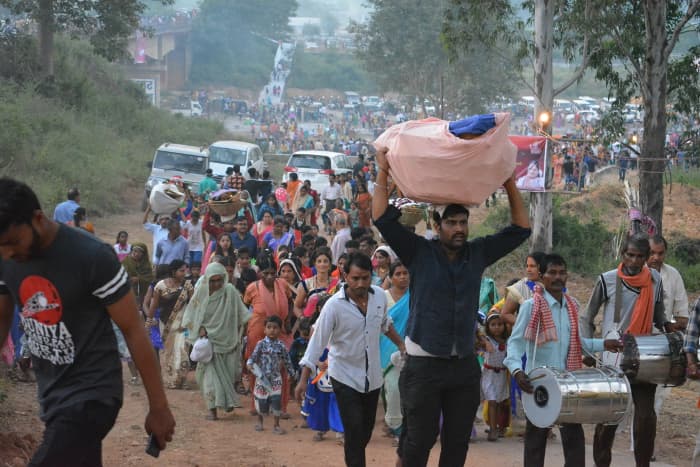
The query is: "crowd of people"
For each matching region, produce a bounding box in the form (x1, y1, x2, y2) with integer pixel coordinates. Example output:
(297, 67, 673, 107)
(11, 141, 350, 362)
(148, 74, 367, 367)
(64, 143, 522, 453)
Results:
(0, 139, 699, 467)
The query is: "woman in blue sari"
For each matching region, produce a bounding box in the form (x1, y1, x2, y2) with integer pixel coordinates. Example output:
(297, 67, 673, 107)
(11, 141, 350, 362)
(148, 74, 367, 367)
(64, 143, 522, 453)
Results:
(379, 261, 410, 441)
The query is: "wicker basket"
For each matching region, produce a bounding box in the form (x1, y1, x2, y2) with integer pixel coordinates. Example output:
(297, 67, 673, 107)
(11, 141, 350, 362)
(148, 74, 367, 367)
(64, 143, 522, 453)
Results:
(209, 191, 245, 220)
(399, 205, 426, 227)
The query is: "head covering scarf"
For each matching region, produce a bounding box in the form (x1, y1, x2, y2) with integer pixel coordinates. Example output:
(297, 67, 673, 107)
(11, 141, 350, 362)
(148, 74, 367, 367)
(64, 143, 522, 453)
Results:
(121, 242, 154, 284)
(372, 245, 398, 264)
(277, 258, 302, 283)
(182, 262, 250, 353)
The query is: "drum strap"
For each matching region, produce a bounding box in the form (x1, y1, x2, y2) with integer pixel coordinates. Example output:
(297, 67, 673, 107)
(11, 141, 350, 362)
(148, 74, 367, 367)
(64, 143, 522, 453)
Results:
(614, 276, 623, 330)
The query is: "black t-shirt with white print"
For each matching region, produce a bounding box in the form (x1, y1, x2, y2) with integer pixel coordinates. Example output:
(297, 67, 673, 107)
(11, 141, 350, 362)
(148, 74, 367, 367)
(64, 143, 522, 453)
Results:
(0, 225, 130, 421)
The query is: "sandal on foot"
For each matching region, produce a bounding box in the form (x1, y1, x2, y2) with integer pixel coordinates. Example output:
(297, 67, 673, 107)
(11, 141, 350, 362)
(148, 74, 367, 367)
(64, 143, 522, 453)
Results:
(255, 424, 264, 432)
(273, 426, 286, 435)
(312, 432, 325, 442)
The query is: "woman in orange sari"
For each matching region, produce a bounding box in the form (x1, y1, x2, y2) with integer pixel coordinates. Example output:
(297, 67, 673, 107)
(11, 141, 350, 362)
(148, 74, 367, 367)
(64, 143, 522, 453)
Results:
(355, 181, 372, 228)
(243, 253, 293, 417)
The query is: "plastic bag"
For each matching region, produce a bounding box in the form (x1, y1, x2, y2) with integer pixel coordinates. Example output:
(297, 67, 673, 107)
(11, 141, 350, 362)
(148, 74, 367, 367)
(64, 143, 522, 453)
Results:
(149, 183, 185, 215)
(373, 113, 516, 206)
(189, 336, 213, 363)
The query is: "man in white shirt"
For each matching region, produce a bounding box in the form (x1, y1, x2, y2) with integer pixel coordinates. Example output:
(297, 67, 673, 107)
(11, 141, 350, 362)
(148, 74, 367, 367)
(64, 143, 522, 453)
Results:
(295, 253, 403, 467)
(321, 174, 342, 233)
(647, 234, 689, 453)
(330, 216, 351, 264)
(143, 205, 170, 263)
(182, 210, 205, 265)
(647, 235, 689, 329)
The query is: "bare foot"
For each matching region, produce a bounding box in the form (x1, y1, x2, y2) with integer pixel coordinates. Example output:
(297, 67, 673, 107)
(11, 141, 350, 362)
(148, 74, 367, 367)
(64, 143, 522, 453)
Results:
(255, 424, 264, 432)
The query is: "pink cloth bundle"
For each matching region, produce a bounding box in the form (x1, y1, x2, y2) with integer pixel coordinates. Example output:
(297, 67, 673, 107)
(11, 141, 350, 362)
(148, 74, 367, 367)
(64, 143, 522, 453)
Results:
(373, 113, 516, 206)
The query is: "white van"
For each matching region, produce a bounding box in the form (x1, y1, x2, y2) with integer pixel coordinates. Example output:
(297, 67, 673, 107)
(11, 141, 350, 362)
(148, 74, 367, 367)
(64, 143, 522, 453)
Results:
(143, 143, 208, 209)
(208, 141, 266, 183)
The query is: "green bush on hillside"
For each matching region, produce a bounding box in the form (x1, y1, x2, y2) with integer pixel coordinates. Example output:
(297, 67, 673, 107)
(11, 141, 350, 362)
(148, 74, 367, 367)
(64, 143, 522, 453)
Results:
(286, 50, 378, 94)
(0, 38, 226, 215)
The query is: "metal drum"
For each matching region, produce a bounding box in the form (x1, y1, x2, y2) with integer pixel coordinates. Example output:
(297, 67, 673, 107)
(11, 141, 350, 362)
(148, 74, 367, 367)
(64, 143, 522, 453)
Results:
(620, 332, 686, 386)
(522, 366, 631, 428)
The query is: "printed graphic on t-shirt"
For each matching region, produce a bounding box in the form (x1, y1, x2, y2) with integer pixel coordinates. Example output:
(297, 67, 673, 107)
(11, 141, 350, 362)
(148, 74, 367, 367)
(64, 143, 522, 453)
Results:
(19, 275, 75, 365)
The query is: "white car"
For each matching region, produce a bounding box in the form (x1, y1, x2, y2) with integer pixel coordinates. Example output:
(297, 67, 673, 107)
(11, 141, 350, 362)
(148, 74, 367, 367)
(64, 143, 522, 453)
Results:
(565, 110, 600, 124)
(282, 151, 353, 193)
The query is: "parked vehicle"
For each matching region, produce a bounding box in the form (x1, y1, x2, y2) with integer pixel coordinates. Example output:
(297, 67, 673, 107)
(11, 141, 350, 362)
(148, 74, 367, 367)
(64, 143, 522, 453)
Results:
(282, 150, 353, 193)
(143, 143, 208, 209)
(208, 141, 266, 183)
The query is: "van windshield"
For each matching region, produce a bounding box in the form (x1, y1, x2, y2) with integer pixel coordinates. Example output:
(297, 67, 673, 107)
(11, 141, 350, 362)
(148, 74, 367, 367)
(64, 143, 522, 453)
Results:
(209, 147, 247, 166)
(153, 150, 207, 174)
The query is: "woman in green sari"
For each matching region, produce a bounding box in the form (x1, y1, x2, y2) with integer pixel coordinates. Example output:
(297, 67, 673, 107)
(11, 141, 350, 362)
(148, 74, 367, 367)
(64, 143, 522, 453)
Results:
(121, 242, 154, 310)
(182, 262, 250, 420)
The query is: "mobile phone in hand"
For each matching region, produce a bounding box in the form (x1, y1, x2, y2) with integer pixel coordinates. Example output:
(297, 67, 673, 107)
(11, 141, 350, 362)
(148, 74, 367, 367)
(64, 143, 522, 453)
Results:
(146, 433, 160, 458)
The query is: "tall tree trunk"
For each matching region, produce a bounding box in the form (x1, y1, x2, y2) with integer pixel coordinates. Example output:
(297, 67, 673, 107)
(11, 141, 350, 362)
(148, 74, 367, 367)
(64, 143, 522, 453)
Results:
(640, 0, 668, 235)
(37, 0, 55, 76)
(530, 0, 554, 253)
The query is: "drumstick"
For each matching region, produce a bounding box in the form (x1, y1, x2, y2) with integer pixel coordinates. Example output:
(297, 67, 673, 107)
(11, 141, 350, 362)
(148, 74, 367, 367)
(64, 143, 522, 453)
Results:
(529, 373, 548, 382)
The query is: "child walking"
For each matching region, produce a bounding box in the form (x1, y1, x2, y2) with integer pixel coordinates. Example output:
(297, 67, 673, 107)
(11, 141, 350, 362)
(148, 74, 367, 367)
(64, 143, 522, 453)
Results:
(246, 315, 297, 434)
(481, 311, 510, 441)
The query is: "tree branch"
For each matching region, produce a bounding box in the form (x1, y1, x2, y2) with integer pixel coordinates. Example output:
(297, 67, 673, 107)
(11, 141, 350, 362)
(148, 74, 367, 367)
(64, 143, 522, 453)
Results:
(611, 25, 646, 99)
(554, 0, 593, 96)
(664, 0, 700, 61)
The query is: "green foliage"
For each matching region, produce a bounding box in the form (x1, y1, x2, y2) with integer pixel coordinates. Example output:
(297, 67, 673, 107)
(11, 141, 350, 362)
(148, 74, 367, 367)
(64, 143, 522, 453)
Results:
(666, 234, 700, 293)
(0, 38, 224, 214)
(0, 34, 40, 82)
(0, 0, 174, 62)
(351, 0, 516, 114)
(189, 0, 297, 87)
(285, 50, 378, 93)
(551, 196, 617, 276)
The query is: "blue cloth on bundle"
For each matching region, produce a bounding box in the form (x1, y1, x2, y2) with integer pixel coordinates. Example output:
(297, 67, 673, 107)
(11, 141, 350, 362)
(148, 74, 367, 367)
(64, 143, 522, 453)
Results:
(380, 292, 410, 370)
(448, 114, 496, 137)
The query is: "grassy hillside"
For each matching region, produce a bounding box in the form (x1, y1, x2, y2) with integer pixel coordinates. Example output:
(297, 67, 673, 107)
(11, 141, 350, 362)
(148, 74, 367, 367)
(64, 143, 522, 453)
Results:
(0, 37, 227, 215)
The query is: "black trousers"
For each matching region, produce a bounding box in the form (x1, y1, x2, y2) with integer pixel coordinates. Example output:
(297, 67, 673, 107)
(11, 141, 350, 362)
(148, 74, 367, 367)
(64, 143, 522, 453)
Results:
(29, 399, 121, 467)
(593, 382, 656, 467)
(331, 378, 381, 467)
(525, 420, 585, 467)
(398, 355, 481, 467)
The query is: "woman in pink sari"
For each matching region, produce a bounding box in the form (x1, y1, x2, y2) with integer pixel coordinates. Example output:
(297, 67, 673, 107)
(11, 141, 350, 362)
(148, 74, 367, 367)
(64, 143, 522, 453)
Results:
(243, 253, 293, 416)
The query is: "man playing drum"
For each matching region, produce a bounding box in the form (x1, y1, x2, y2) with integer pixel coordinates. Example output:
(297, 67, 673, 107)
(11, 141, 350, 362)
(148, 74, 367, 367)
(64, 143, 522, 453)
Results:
(505, 254, 622, 467)
(581, 234, 674, 467)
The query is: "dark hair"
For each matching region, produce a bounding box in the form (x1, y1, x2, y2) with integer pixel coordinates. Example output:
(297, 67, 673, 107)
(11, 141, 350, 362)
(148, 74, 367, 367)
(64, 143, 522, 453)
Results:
(237, 246, 251, 258)
(256, 252, 276, 272)
(168, 259, 186, 276)
(310, 293, 333, 325)
(293, 246, 307, 258)
(649, 234, 667, 250)
(289, 172, 299, 181)
(432, 204, 470, 225)
(359, 235, 376, 247)
(273, 215, 285, 226)
(167, 218, 180, 230)
(506, 277, 519, 287)
(235, 215, 247, 223)
(191, 261, 202, 269)
(302, 233, 315, 244)
(191, 210, 200, 218)
(262, 169, 270, 179)
(350, 227, 367, 240)
(225, 166, 234, 175)
(315, 236, 328, 248)
(237, 268, 258, 294)
(115, 230, 128, 244)
(67, 187, 80, 200)
(312, 246, 333, 265)
(220, 256, 236, 268)
(344, 252, 372, 274)
(389, 260, 406, 277)
(155, 264, 170, 280)
(265, 315, 283, 327)
(622, 233, 651, 256)
(527, 251, 546, 268)
(336, 253, 348, 264)
(215, 233, 236, 257)
(296, 206, 306, 214)
(539, 254, 567, 275)
(298, 317, 312, 333)
(301, 225, 313, 234)
(233, 164, 241, 174)
(345, 239, 359, 249)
